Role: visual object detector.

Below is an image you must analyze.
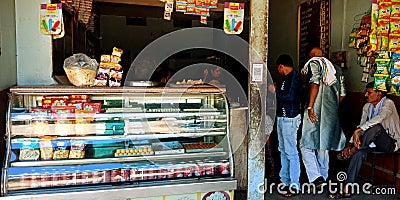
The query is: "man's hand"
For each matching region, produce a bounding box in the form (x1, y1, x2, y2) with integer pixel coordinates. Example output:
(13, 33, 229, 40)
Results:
(353, 128, 362, 148)
(308, 107, 318, 124)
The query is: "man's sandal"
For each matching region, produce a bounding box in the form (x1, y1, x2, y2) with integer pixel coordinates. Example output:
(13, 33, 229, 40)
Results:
(337, 144, 358, 160)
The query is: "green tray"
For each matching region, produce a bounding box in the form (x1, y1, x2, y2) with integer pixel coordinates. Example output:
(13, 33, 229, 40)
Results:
(86, 146, 120, 158)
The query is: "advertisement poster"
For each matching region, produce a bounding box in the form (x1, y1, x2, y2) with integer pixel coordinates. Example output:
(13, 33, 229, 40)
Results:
(223, 2, 244, 34)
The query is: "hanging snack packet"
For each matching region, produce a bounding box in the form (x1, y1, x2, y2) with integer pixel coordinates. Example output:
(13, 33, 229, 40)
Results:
(391, 52, 400, 71)
(391, 74, 400, 86)
(374, 74, 389, 91)
(392, 2, 400, 17)
(375, 58, 391, 75)
(388, 34, 400, 52)
(376, 50, 391, 59)
(390, 17, 400, 34)
(176, 0, 187, 12)
(378, 19, 390, 36)
(378, 2, 392, 20)
(349, 28, 358, 48)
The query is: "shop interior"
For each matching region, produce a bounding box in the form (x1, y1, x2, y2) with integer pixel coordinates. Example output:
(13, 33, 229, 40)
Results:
(51, 0, 250, 105)
(1, 0, 400, 197)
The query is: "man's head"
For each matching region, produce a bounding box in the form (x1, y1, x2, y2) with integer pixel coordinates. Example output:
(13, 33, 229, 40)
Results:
(309, 47, 324, 58)
(365, 81, 387, 105)
(276, 54, 294, 75)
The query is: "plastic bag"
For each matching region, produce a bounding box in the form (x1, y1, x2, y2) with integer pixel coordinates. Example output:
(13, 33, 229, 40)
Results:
(64, 53, 98, 86)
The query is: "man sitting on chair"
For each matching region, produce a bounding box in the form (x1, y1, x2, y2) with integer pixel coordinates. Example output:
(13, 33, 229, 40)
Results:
(330, 81, 400, 198)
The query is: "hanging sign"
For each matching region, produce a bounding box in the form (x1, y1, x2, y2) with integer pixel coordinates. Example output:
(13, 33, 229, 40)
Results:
(164, 0, 174, 20)
(223, 2, 244, 34)
(40, 3, 63, 36)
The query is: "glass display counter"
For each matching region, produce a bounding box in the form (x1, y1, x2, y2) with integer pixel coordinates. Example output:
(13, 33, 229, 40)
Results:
(2, 86, 236, 199)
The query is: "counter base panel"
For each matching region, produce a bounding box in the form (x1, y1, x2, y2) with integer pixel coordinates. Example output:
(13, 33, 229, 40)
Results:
(3, 178, 237, 200)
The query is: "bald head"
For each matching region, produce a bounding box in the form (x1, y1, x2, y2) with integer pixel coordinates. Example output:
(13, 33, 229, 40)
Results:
(309, 47, 323, 58)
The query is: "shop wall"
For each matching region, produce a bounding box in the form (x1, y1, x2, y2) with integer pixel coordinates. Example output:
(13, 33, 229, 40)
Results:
(0, 0, 17, 90)
(267, 0, 298, 82)
(15, 0, 56, 86)
(330, 0, 372, 92)
(268, 0, 371, 92)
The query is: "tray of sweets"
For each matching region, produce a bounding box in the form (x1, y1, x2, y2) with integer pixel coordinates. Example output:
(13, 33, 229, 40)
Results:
(183, 142, 223, 153)
(114, 145, 154, 157)
(151, 141, 184, 155)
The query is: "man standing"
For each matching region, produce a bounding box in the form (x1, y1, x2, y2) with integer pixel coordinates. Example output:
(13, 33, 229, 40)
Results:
(300, 47, 347, 186)
(275, 54, 303, 196)
(329, 82, 400, 198)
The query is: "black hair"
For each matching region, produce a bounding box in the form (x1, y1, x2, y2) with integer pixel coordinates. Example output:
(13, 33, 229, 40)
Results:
(276, 54, 294, 67)
(366, 81, 375, 89)
(366, 81, 387, 97)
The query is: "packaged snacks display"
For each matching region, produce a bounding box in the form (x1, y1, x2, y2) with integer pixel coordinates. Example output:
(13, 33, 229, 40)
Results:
(83, 102, 102, 113)
(19, 139, 40, 161)
(94, 63, 110, 87)
(95, 47, 123, 87)
(52, 106, 76, 136)
(52, 140, 70, 160)
(75, 110, 96, 136)
(30, 108, 50, 136)
(69, 140, 86, 159)
(39, 139, 54, 160)
(63, 53, 98, 87)
(42, 96, 69, 108)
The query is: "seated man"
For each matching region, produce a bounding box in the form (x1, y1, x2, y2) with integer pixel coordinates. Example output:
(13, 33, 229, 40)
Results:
(330, 81, 400, 199)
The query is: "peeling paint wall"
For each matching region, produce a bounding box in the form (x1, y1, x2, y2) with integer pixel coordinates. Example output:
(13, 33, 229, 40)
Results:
(0, 0, 17, 90)
(16, 0, 55, 86)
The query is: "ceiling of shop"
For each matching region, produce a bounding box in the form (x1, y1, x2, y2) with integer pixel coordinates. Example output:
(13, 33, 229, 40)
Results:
(93, 0, 249, 20)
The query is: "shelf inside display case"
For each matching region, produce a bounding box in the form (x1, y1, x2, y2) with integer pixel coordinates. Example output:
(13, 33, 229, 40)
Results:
(2, 86, 234, 197)
(10, 152, 228, 167)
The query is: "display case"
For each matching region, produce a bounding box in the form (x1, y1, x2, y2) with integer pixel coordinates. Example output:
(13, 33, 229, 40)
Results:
(2, 86, 236, 199)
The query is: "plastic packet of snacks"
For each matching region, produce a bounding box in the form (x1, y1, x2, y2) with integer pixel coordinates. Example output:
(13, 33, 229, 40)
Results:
(112, 47, 123, 57)
(374, 74, 389, 91)
(52, 140, 70, 160)
(375, 59, 391, 75)
(18, 139, 40, 161)
(39, 138, 54, 160)
(100, 55, 111, 63)
(69, 140, 86, 159)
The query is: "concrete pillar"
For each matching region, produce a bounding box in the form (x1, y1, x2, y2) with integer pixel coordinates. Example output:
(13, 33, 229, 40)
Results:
(248, 0, 269, 199)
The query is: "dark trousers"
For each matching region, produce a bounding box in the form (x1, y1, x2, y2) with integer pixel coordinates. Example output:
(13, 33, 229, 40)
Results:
(346, 124, 395, 183)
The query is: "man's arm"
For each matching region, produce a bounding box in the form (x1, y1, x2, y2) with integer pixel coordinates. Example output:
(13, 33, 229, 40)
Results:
(307, 61, 321, 124)
(307, 83, 319, 123)
(358, 99, 394, 131)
